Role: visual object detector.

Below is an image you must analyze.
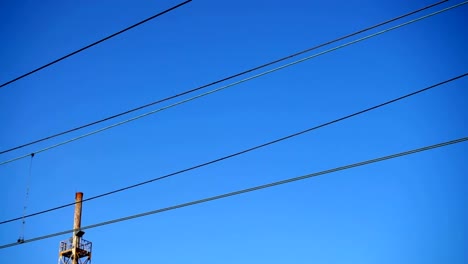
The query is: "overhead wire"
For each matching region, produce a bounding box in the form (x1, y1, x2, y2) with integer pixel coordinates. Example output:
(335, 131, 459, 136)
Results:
(0, 0, 192, 89)
(0, 72, 465, 225)
(0, 136, 466, 249)
(0, 0, 449, 156)
(1, 1, 466, 167)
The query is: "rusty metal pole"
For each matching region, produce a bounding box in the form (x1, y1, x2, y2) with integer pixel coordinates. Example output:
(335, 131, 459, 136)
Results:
(72, 192, 83, 264)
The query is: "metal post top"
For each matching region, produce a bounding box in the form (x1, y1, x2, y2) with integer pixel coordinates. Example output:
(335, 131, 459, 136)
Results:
(75, 192, 83, 199)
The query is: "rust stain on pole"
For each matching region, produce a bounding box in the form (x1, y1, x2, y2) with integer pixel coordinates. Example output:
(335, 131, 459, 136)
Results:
(74, 192, 83, 231)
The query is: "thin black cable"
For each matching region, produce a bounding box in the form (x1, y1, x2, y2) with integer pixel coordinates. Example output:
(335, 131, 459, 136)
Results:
(4, 1, 465, 167)
(17, 154, 34, 243)
(0, 73, 464, 225)
(1, 136, 466, 249)
(0, 0, 192, 90)
(0, 0, 448, 155)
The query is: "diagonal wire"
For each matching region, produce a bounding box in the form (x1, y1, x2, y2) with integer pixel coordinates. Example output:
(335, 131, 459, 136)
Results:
(0, 0, 192, 89)
(0, 72, 465, 225)
(1, 136, 466, 249)
(1, 1, 466, 167)
(0, 0, 449, 155)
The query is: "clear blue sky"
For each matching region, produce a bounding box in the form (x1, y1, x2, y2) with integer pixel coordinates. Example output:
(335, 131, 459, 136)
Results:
(0, 0, 467, 263)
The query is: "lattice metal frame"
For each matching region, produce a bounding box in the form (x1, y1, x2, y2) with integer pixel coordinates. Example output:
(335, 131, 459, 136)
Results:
(58, 237, 92, 264)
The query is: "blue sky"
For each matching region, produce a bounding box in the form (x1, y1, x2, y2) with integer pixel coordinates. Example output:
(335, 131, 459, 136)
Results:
(0, 0, 467, 263)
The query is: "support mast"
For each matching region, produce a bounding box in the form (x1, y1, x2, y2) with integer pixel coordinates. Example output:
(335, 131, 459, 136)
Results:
(58, 192, 92, 264)
(72, 192, 83, 264)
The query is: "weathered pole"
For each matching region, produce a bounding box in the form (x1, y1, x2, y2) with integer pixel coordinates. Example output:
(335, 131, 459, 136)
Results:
(72, 192, 83, 264)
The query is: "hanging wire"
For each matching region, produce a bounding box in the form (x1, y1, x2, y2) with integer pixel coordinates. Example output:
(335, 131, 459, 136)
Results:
(18, 153, 34, 243)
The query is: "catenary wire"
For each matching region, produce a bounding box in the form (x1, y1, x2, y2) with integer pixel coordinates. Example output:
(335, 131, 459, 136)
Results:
(0, 0, 192, 90)
(0, 72, 465, 225)
(0, 0, 449, 155)
(1, 1, 466, 167)
(1, 136, 466, 249)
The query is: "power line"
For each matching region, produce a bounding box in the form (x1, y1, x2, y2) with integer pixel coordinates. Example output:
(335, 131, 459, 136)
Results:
(1, 136, 466, 250)
(1, 72, 465, 225)
(0, 0, 449, 156)
(0, 0, 192, 90)
(1, 1, 465, 167)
